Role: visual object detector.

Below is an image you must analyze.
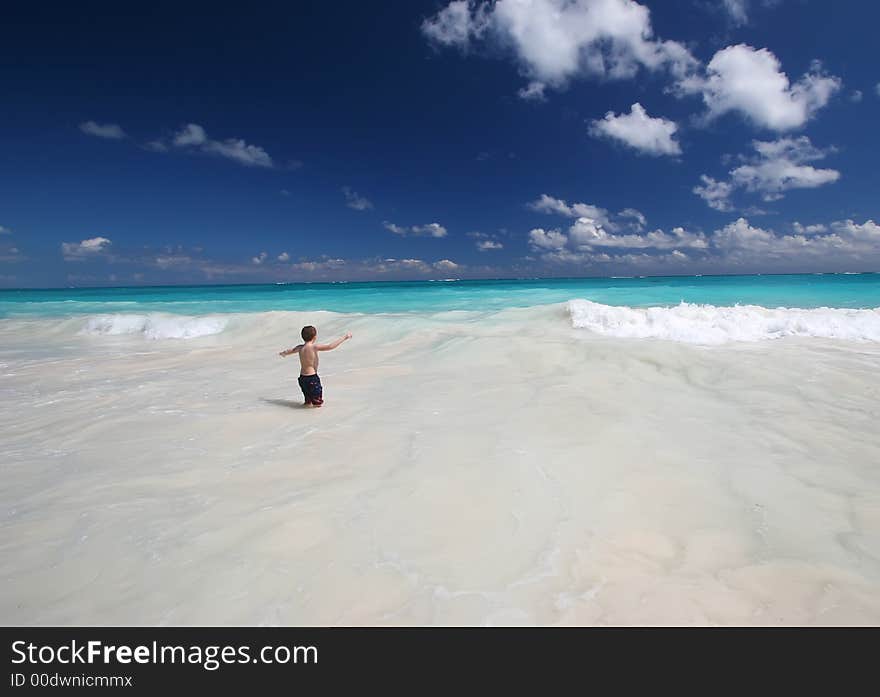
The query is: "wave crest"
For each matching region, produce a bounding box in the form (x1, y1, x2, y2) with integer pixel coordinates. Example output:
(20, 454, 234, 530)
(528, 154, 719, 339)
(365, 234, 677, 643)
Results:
(568, 300, 880, 344)
(82, 314, 228, 339)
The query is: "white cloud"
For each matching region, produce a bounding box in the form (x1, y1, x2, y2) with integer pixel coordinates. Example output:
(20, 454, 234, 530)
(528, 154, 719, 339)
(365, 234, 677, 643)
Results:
(383, 221, 448, 237)
(721, 0, 749, 25)
(422, 0, 697, 95)
(730, 136, 840, 200)
(0, 225, 11, 235)
(528, 194, 612, 227)
(693, 175, 735, 211)
(678, 45, 841, 131)
(277, 252, 290, 262)
(529, 215, 880, 271)
(530, 196, 651, 233)
(342, 187, 373, 211)
(173, 124, 207, 147)
(421, 0, 490, 46)
(252, 252, 268, 265)
(695, 136, 839, 210)
(850, 90, 863, 103)
(79, 121, 127, 140)
(165, 123, 274, 168)
(529, 228, 568, 250)
(477, 240, 503, 251)
(589, 103, 681, 156)
(413, 223, 448, 237)
(370, 257, 462, 275)
(713, 217, 880, 263)
(202, 139, 273, 168)
(61, 237, 112, 261)
(567, 218, 707, 249)
(517, 81, 547, 101)
(792, 222, 827, 235)
(618, 208, 647, 230)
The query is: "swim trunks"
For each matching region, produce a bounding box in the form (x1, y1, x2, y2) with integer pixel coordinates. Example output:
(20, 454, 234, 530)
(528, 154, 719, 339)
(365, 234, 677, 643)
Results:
(298, 373, 324, 406)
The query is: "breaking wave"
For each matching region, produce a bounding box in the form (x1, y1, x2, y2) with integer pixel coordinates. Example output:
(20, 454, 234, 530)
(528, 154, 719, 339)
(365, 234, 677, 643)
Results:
(568, 300, 880, 344)
(82, 314, 228, 339)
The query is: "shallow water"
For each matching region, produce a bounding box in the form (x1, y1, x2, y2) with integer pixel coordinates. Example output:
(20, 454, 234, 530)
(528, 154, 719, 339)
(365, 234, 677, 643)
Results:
(1, 301, 879, 625)
(3, 273, 880, 318)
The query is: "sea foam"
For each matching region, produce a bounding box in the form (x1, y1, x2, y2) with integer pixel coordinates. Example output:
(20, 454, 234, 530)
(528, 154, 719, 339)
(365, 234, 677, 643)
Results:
(82, 314, 228, 339)
(568, 300, 880, 344)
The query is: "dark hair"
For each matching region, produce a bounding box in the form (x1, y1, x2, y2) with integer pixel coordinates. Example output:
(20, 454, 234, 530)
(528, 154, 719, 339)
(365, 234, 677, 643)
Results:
(301, 325, 317, 342)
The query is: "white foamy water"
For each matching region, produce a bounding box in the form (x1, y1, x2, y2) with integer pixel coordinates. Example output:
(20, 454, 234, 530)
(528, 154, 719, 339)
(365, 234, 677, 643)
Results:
(569, 300, 880, 344)
(2, 304, 879, 625)
(82, 313, 229, 339)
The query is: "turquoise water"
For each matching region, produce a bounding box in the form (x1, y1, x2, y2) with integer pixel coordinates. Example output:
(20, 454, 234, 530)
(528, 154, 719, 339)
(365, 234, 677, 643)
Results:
(1, 274, 879, 318)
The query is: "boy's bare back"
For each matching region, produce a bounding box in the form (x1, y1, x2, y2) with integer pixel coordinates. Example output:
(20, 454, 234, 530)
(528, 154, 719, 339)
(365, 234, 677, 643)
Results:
(278, 325, 352, 407)
(297, 341, 319, 375)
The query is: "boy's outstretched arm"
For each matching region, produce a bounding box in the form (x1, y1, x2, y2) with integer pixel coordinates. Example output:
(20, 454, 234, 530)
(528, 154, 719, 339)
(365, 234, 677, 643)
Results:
(316, 332, 353, 351)
(279, 344, 304, 357)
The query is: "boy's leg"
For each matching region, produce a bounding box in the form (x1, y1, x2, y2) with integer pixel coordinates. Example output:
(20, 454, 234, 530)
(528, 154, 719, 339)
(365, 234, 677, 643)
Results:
(298, 376, 312, 406)
(310, 375, 324, 407)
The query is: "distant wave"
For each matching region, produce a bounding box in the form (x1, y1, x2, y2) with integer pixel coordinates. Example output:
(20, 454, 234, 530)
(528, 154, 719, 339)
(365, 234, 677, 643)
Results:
(82, 314, 228, 339)
(568, 300, 880, 344)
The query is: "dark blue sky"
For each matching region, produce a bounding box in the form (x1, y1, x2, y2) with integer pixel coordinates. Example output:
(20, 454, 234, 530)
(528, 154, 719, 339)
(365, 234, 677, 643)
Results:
(1, 0, 878, 287)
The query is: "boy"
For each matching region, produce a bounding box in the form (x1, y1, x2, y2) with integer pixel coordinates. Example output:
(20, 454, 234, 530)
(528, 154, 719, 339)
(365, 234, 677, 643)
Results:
(279, 326, 352, 407)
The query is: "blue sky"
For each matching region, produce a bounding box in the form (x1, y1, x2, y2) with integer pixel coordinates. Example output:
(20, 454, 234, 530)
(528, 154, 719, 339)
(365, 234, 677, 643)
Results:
(1, 0, 878, 287)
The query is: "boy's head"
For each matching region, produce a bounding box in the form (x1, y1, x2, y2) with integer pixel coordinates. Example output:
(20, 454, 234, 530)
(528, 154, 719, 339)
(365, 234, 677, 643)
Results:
(301, 325, 317, 342)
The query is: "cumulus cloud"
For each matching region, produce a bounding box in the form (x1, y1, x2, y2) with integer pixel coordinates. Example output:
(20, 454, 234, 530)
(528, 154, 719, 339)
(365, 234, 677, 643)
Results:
(434, 259, 460, 271)
(421, 0, 490, 46)
(618, 208, 647, 230)
(678, 45, 841, 131)
(529, 195, 650, 233)
(693, 175, 735, 211)
(528, 194, 612, 227)
(731, 137, 840, 199)
(371, 257, 461, 275)
(277, 252, 290, 262)
(422, 0, 697, 96)
(61, 237, 112, 261)
(589, 103, 681, 156)
(569, 218, 708, 249)
(791, 222, 827, 235)
(714, 217, 880, 264)
(252, 251, 268, 265)
(383, 221, 448, 237)
(694, 136, 839, 210)
(79, 121, 127, 140)
(469, 231, 504, 251)
(529, 228, 568, 250)
(0, 225, 11, 235)
(159, 123, 274, 168)
(342, 186, 373, 211)
(529, 214, 880, 272)
(850, 90, 863, 103)
(528, 196, 715, 267)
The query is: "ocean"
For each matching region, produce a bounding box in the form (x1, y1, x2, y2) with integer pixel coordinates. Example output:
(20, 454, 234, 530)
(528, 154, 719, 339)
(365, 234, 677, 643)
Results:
(2, 273, 880, 624)
(3, 272, 880, 316)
